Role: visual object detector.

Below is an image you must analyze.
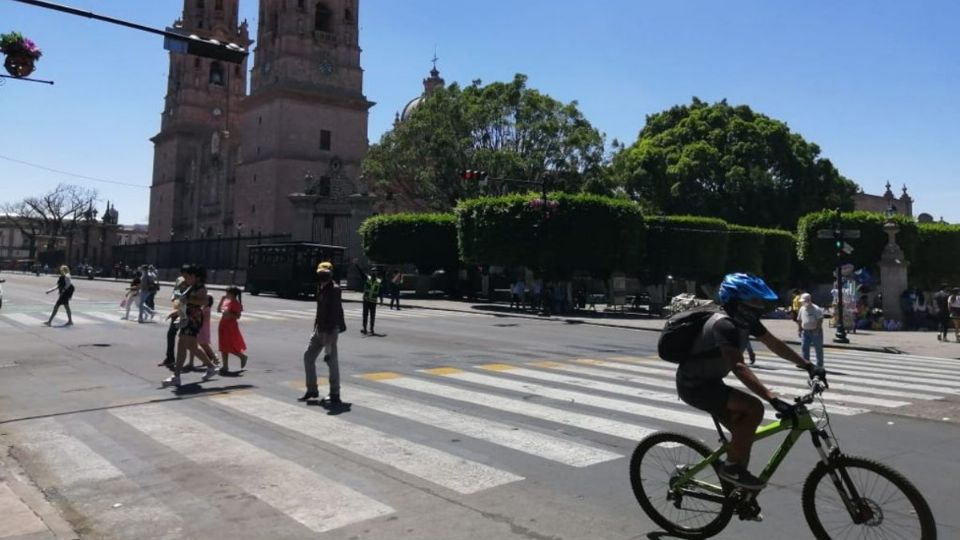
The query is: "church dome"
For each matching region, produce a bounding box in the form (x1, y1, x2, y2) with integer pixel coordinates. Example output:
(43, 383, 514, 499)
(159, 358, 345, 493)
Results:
(396, 61, 445, 124)
(401, 96, 425, 122)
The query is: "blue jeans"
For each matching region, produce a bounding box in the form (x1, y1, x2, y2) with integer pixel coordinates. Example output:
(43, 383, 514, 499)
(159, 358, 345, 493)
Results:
(802, 330, 824, 367)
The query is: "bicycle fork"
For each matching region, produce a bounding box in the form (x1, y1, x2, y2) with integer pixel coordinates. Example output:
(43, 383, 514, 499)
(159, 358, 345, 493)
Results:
(811, 429, 874, 524)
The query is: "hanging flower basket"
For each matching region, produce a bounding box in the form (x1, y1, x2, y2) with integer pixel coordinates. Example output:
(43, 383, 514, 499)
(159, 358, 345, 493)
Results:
(0, 31, 42, 78)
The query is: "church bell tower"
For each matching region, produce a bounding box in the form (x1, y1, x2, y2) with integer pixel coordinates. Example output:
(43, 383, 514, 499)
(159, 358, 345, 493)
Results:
(234, 0, 373, 255)
(148, 0, 251, 241)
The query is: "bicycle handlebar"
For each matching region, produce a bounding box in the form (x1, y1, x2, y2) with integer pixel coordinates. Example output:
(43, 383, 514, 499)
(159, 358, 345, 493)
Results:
(795, 377, 827, 405)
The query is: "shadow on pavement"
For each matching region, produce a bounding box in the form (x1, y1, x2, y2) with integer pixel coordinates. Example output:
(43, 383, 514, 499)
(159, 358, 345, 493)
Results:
(171, 383, 255, 396)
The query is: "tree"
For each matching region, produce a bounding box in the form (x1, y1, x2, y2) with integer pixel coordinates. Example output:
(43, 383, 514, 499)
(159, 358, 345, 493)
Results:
(610, 98, 859, 229)
(363, 74, 607, 211)
(1, 184, 97, 259)
(359, 213, 459, 274)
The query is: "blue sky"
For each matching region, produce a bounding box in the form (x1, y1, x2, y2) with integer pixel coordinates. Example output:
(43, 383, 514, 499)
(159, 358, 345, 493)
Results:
(1, 0, 957, 224)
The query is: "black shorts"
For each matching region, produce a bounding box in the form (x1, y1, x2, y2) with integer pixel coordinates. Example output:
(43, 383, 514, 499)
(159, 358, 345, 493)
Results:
(676, 373, 732, 418)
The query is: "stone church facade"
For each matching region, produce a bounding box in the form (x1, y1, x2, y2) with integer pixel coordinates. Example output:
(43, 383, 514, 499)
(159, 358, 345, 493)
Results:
(148, 0, 374, 261)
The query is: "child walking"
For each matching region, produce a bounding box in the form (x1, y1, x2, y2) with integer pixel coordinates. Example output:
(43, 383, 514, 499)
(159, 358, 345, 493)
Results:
(217, 286, 248, 374)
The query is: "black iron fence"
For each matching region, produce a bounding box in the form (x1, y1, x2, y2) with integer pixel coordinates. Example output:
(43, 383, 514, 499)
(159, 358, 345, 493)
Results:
(112, 234, 291, 272)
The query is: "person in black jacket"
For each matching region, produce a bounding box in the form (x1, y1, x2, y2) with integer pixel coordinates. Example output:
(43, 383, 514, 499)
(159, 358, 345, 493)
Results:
(44, 265, 75, 326)
(299, 261, 347, 405)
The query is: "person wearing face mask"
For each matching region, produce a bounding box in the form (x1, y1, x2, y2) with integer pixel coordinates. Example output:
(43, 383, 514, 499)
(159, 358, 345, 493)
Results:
(299, 261, 347, 405)
(675, 273, 825, 491)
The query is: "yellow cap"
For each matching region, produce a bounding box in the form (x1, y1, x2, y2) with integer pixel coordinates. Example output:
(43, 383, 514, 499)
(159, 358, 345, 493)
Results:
(316, 261, 334, 273)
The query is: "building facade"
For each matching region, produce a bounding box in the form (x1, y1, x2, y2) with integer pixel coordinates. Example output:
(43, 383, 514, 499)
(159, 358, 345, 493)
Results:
(148, 0, 374, 260)
(854, 182, 914, 217)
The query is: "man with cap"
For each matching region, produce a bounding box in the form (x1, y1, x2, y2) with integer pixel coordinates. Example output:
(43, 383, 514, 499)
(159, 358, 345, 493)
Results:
(798, 292, 825, 368)
(299, 261, 347, 405)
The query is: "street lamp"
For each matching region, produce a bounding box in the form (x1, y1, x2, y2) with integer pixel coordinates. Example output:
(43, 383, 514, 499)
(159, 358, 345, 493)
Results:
(234, 222, 243, 270)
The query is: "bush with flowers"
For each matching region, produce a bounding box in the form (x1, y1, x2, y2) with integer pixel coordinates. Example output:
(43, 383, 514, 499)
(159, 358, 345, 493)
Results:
(1, 31, 43, 77)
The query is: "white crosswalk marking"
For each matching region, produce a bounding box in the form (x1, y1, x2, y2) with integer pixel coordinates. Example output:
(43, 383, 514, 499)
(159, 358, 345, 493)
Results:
(85, 311, 126, 323)
(13, 418, 125, 485)
(539, 361, 907, 408)
(423, 368, 724, 430)
(212, 393, 523, 494)
(747, 354, 960, 392)
(67, 314, 102, 326)
(2, 313, 45, 326)
(362, 373, 661, 440)
(606, 357, 948, 401)
(342, 385, 622, 467)
(111, 404, 394, 534)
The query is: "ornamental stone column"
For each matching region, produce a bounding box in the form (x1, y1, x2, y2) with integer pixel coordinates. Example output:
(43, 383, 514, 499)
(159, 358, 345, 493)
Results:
(879, 219, 908, 325)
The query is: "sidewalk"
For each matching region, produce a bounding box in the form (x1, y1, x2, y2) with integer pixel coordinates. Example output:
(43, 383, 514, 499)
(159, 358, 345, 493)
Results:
(342, 291, 960, 360)
(0, 457, 76, 540)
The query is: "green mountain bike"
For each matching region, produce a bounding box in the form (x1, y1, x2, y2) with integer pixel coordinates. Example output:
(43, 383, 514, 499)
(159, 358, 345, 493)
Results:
(629, 377, 936, 539)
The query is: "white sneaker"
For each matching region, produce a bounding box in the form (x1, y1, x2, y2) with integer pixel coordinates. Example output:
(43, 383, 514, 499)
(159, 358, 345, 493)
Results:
(202, 367, 217, 381)
(161, 375, 181, 387)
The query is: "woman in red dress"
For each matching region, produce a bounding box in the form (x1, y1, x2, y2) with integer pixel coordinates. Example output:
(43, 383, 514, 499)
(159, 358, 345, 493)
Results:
(217, 286, 249, 374)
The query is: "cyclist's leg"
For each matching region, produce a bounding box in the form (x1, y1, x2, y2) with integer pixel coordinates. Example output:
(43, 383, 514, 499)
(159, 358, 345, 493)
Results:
(714, 388, 764, 467)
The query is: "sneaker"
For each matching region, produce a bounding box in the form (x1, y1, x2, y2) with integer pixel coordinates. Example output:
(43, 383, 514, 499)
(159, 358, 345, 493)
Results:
(297, 391, 320, 402)
(202, 366, 217, 381)
(718, 462, 766, 491)
(219, 367, 230, 376)
(361, 329, 368, 335)
(240, 355, 248, 369)
(42, 321, 51, 326)
(161, 375, 181, 388)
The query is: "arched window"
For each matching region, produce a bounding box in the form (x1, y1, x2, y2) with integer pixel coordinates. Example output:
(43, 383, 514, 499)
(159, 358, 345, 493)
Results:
(209, 61, 224, 85)
(215, 0, 223, 10)
(315, 3, 332, 32)
(344, 8, 353, 22)
(196, 0, 204, 8)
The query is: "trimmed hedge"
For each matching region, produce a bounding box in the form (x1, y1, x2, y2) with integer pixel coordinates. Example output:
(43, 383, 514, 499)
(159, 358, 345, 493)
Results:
(644, 216, 728, 281)
(456, 192, 645, 277)
(725, 225, 765, 275)
(913, 223, 960, 288)
(359, 213, 459, 274)
(796, 210, 918, 276)
(760, 229, 795, 285)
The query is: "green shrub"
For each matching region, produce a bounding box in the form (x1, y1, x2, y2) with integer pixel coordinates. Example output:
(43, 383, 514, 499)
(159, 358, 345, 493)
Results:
(760, 228, 795, 285)
(913, 223, 960, 288)
(725, 225, 765, 275)
(359, 213, 459, 274)
(796, 210, 918, 276)
(456, 192, 645, 277)
(644, 216, 729, 281)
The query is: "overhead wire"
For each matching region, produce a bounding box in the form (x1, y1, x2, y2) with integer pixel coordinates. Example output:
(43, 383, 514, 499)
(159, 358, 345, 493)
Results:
(0, 154, 149, 189)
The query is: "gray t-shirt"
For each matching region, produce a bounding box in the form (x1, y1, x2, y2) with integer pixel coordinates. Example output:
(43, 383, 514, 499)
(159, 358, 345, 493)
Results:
(677, 313, 767, 382)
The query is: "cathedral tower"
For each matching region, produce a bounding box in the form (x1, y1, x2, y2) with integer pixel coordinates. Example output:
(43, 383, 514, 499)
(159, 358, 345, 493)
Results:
(148, 0, 251, 241)
(234, 0, 373, 252)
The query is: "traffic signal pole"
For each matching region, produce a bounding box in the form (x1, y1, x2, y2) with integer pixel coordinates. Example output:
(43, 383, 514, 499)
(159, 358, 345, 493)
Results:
(833, 208, 850, 344)
(9, 0, 248, 63)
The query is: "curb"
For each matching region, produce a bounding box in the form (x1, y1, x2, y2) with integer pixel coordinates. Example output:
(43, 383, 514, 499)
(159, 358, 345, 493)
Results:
(0, 453, 78, 540)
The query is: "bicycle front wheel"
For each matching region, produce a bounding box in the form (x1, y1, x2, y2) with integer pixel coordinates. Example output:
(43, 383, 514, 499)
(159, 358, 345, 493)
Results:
(629, 432, 733, 538)
(802, 455, 937, 539)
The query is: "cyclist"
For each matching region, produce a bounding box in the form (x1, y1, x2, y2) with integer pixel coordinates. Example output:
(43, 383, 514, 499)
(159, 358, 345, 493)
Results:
(675, 273, 826, 490)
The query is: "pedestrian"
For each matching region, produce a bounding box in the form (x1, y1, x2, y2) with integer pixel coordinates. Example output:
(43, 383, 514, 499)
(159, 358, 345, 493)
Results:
(355, 261, 381, 335)
(790, 289, 803, 337)
(161, 265, 218, 387)
(121, 274, 141, 320)
(389, 269, 402, 310)
(187, 295, 218, 371)
(934, 284, 951, 342)
(158, 265, 190, 370)
(510, 278, 525, 311)
(217, 286, 248, 374)
(144, 265, 159, 317)
(43, 265, 75, 326)
(798, 293, 825, 368)
(299, 261, 346, 405)
(137, 266, 156, 323)
(949, 288, 960, 343)
(531, 278, 542, 312)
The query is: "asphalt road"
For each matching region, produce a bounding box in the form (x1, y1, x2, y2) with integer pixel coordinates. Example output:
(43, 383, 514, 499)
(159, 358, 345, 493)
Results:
(1, 272, 957, 539)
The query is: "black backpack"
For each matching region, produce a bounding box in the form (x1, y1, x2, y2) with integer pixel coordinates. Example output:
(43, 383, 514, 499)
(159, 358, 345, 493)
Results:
(657, 305, 721, 363)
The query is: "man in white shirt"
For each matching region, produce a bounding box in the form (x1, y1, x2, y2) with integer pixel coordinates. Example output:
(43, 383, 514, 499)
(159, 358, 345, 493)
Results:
(799, 293, 825, 367)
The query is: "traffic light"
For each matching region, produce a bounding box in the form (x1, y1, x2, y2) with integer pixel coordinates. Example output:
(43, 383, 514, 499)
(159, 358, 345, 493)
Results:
(460, 170, 489, 186)
(164, 33, 248, 64)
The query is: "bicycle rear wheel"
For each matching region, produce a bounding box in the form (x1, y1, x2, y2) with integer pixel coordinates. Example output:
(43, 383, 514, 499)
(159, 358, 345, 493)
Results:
(629, 432, 733, 538)
(802, 455, 937, 539)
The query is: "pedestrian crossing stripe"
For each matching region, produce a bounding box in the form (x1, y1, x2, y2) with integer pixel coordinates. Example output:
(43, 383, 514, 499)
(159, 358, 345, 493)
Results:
(110, 404, 394, 533)
(604, 356, 950, 400)
(358, 372, 661, 440)
(534, 360, 908, 409)
(211, 393, 524, 494)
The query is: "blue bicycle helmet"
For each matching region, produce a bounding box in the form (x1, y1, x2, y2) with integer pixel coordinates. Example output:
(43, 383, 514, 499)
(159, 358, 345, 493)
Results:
(718, 273, 778, 305)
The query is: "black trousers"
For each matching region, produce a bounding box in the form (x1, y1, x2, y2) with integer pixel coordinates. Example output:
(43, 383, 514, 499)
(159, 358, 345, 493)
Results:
(165, 320, 178, 363)
(362, 301, 377, 332)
